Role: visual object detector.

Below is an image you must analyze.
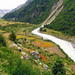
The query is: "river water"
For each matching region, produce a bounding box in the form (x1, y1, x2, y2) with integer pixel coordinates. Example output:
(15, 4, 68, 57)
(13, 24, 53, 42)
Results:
(31, 27, 75, 62)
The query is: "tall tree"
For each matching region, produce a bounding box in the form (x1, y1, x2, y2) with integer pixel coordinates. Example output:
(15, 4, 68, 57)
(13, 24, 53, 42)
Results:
(9, 31, 16, 41)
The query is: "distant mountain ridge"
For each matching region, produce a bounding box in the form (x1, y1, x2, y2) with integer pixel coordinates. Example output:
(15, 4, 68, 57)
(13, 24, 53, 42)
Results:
(0, 9, 10, 18)
(11, 4, 24, 12)
(11, 0, 33, 12)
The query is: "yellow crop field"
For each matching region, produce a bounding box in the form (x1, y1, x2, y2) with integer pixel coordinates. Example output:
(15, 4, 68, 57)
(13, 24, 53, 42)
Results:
(28, 37, 35, 40)
(16, 35, 26, 39)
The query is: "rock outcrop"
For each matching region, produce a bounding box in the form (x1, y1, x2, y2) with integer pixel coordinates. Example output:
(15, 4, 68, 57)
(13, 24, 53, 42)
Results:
(31, 51, 40, 60)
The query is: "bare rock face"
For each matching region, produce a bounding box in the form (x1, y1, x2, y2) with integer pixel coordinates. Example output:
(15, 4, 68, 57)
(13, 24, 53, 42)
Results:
(43, 64, 49, 71)
(18, 47, 22, 52)
(31, 51, 40, 60)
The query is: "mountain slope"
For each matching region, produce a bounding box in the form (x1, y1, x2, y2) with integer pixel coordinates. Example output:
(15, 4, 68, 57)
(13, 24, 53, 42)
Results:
(0, 9, 10, 18)
(3, 0, 59, 24)
(2, 0, 33, 20)
(11, 0, 33, 12)
(44, 0, 75, 36)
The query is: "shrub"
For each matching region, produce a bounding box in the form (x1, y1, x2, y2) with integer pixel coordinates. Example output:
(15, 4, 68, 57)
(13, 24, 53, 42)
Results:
(0, 33, 6, 47)
(40, 28, 42, 31)
(52, 57, 66, 75)
(12, 62, 41, 75)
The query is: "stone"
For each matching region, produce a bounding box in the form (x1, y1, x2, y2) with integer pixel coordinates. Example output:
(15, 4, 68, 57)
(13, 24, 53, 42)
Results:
(43, 64, 49, 71)
(21, 52, 26, 55)
(39, 62, 42, 65)
(21, 56, 23, 59)
(31, 51, 40, 60)
(18, 47, 22, 52)
(9, 45, 13, 47)
(34, 60, 37, 62)
(25, 54, 29, 60)
(13, 42, 18, 47)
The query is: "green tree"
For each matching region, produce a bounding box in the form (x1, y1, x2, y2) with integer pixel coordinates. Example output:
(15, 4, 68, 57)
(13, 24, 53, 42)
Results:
(52, 57, 66, 75)
(40, 28, 42, 31)
(9, 31, 16, 41)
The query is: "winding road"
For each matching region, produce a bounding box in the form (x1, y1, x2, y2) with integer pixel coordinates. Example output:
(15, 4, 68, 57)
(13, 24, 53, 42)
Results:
(31, 27, 75, 62)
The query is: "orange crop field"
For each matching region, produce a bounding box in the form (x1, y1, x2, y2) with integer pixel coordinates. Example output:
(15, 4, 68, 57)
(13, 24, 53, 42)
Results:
(28, 49, 49, 63)
(29, 49, 34, 52)
(32, 40, 53, 47)
(39, 54, 50, 63)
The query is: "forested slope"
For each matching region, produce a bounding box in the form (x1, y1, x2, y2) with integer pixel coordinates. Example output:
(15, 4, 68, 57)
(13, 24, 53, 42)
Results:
(3, 0, 59, 24)
(45, 0, 75, 36)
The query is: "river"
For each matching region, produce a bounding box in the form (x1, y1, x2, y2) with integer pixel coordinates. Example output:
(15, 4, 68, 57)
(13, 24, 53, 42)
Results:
(31, 27, 75, 62)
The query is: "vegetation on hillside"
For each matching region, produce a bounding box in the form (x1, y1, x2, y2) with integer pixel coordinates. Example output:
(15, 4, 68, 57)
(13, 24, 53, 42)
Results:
(1, 0, 75, 74)
(44, 0, 75, 36)
(3, 0, 59, 24)
(0, 33, 6, 46)
(52, 57, 66, 75)
(0, 19, 75, 75)
(0, 33, 41, 75)
(2, 0, 33, 20)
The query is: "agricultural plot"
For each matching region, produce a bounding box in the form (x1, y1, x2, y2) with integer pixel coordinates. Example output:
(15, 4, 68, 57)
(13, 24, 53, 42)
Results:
(0, 19, 75, 75)
(16, 35, 26, 39)
(32, 40, 53, 47)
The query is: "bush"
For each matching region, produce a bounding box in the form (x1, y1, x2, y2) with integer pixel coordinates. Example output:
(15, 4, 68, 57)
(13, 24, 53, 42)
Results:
(9, 31, 16, 41)
(0, 33, 6, 47)
(40, 28, 42, 31)
(52, 57, 66, 75)
(12, 62, 41, 75)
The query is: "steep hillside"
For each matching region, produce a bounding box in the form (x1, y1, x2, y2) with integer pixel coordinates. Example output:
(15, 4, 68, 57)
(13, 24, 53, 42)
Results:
(2, 0, 33, 20)
(3, 0, 59, 24)
(44, 0, 75, 36)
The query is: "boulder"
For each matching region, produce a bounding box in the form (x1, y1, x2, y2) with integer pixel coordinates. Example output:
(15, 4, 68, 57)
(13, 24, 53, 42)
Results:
(21, 56, 23, 59)
(9, 45, 13, 48)
(31, 51, 40, 60)
(43, 64, 49, 71)
(18, 47, 22, 52)
(25, 54, 29, 60)
(21, 52, 26, 55)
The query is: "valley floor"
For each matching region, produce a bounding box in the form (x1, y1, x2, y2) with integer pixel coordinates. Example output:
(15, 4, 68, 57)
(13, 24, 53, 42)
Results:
(0, 19, 75, 75)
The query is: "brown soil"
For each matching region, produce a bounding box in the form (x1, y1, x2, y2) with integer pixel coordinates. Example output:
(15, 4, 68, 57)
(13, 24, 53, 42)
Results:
(32, 41, 41, 46)
(66, 71, 71, 75)
(47, 47, 66, 58)
(3, 33, 9, 37)
(70, 64, 75, 72)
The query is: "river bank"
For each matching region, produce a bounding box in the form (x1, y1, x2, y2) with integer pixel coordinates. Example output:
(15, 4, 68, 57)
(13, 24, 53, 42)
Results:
(31, 27, 75, 62)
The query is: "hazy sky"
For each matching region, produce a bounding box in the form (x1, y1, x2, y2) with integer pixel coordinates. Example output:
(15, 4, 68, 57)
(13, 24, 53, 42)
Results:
(0, 0, 27, 10)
